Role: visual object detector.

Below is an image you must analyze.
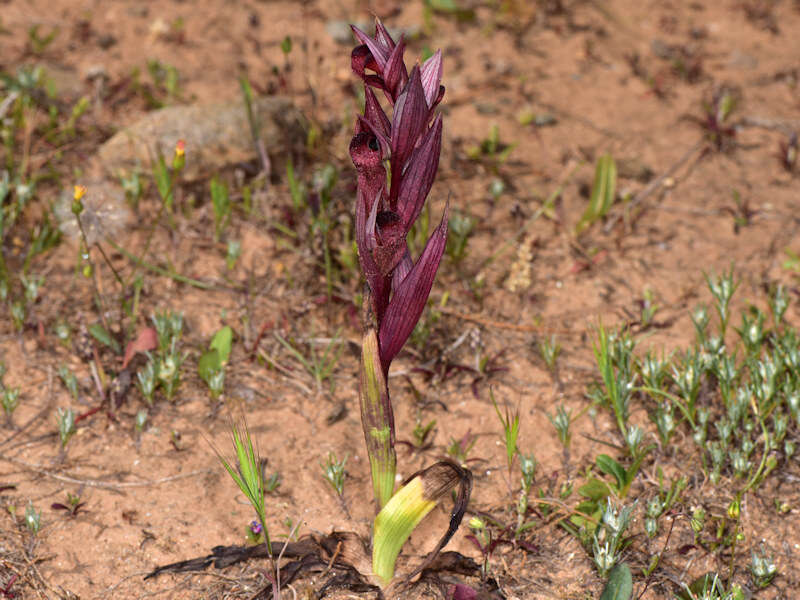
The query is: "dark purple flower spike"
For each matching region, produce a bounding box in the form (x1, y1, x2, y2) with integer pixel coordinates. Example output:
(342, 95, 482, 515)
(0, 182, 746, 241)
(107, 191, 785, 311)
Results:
(350, 19, 447, 359)
(350, 18, 449, 508)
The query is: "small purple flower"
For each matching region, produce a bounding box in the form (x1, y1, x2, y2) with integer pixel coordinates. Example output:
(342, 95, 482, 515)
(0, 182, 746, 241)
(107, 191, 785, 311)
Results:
(249, 520, 262, 535)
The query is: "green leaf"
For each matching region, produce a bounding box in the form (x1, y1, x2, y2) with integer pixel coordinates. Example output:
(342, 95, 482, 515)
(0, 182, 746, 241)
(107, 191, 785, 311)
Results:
(425, 0, 475, 20)
(600, 563, 632, 600)
(153, 154, 172, 209)
(210, 326, 233, 365)
(88, 323, 120, 353)
(576, 154, 617, 233)
(286, 158, 305, 211)
(596, 454, 627, 490)
(373, 475, 436, 584)
(620, 448, 652, 497)
(578, 477, 612, 501)
(569, 497, 602, 537)
(198, 349, 221, 383)
(372, 461, 470, 586)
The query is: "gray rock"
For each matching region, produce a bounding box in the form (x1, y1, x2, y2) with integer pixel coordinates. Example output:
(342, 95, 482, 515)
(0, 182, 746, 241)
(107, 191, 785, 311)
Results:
(96, 96, 305, 181)
(327, 20, 361, 44)
(54, 179, 131, 245)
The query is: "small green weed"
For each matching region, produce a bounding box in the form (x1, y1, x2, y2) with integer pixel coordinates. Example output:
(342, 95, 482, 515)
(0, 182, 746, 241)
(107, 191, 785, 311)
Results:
(591, 500, 634, 577)
(24, 501, 41, 534)
(131, 59, 182, 108)
(321, 452, 347, 497)
(56, 407, 76, 453)
(209, 176, 231, 242)
(547, 404, 572, 448)
(466, 124, 515, 173)
(539, 335, 562, 374)
(134, 310, 186, 404)
(51, 492, 86, 517)
(58, 365, 79, 402)
(274, 331, 343, 395)
(491, 390, 520, 487)
(446, 211, 476, 265)
(576, 154, 617, 234)
(198, 325, 233, 400)
(213, 418, 279, 596)
(749, 544, 777, 588)
(0, 364, 20, 425)
(27, 25, 58, 55)
(447, 430, 477, 465)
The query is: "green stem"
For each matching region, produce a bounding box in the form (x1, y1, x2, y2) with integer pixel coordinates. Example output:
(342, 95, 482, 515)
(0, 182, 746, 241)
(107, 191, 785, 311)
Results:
(108, 239, 212, 289)
(637, 385, 697, 430)
(74, 216, 111, 334)
(359, 329, 396, 508)
(323, 230, 333, 300)
(126, 200, 166, 289)
(743, 416, 770, 493)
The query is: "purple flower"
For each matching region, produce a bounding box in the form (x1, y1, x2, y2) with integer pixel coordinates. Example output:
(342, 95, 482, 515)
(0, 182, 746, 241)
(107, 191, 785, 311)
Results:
(249, 520, 262, 535)
(350, 19, 448, 374)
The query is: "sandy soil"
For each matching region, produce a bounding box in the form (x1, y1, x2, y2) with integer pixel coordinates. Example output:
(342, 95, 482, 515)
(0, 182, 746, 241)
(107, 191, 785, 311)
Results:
(1, 0, 799, 598)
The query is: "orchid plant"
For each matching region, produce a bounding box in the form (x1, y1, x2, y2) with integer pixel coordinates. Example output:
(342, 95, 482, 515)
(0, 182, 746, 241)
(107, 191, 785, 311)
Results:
(349, 19, 471, 586)
(214, 20, 469, 593)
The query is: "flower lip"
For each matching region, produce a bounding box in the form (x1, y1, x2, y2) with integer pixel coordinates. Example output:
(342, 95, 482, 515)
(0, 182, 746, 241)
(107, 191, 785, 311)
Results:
(349, 132, 383, 171)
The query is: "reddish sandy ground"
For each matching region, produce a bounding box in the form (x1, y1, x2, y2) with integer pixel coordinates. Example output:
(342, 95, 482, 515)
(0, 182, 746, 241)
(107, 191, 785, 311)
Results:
(1, 1, 799, 598)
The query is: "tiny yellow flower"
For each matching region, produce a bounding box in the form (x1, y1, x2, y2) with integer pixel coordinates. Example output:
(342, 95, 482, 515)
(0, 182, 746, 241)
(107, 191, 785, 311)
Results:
(72, 185, 86, 215)
(172, 139, 186, 172)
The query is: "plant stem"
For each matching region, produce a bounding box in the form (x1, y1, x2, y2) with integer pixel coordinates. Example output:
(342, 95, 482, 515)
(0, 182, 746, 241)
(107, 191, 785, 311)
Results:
(74, 216, 112, 334)
(108, 239, 212, 289)
(125, 200, 166, 288)
(258, 516, 280, 600)
(359, 329, 396, 508)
